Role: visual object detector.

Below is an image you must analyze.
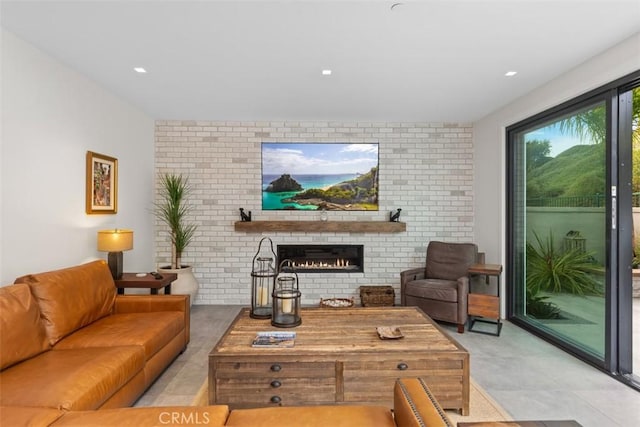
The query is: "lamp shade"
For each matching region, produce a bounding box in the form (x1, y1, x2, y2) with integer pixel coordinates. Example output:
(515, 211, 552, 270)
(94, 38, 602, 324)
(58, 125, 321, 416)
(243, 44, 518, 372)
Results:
(97, 229, 133, 252)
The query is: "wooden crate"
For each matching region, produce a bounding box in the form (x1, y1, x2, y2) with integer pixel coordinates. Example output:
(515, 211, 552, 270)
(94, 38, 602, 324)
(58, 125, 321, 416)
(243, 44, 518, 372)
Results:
(359, 285, 395, 307)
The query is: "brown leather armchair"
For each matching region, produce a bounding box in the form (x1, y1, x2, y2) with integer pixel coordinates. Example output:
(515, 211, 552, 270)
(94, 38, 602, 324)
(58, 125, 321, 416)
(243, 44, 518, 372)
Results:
(400, 241, 482, 333)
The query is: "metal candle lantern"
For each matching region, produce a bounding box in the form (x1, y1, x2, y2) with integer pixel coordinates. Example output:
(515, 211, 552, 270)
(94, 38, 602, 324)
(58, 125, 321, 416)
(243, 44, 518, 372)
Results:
(272, 259, 302, 328)
(250, 237, 277, 319)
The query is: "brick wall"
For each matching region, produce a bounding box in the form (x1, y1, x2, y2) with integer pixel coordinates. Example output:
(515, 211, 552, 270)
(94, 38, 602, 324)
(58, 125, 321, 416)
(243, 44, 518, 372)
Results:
(155, 120, 473, 305)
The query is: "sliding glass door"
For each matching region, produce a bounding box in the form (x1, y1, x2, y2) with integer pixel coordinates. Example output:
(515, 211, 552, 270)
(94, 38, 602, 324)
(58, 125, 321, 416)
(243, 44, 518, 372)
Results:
(509, 98, 608, 361)
(507, 71, 640, 386)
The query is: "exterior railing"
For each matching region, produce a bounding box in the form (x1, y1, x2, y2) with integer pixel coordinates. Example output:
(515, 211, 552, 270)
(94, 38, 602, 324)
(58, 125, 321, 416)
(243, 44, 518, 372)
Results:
(527, 194, 606, 207)
(528, 193, 640, 207)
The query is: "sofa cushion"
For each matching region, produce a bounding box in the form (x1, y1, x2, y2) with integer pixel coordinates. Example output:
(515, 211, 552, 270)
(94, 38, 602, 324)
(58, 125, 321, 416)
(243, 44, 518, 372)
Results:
(0, 406, 65, 426)
(225, 406, 395, 427)
(15, 260, 117, 346)
(0, 345, 144, 411)
(53, 406, 230, 426)
(425, 241, 477, 281)
(55, 311, 185, 360)
(404, 279, 459, 303)
(0, 283, 50, 370)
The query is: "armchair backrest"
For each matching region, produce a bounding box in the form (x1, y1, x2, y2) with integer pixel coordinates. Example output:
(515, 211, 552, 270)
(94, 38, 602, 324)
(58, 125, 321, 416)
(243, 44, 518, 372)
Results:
(425, 241, 478, 281)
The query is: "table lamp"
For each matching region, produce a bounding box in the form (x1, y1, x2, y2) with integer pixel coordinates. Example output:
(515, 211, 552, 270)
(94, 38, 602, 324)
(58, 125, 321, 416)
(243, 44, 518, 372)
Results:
(97, 229, 133, 279)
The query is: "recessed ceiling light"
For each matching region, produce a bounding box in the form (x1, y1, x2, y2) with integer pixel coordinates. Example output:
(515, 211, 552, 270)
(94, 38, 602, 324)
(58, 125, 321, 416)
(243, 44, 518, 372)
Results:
(505, 71, 518, 77)
(134, 67, 147, 73)
(322, 69, 332, 76)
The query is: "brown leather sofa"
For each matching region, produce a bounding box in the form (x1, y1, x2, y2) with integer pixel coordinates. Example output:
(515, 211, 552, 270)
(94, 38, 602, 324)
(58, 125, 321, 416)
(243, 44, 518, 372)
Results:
(0, 378, 454, 426)
(0, 260, 190, 412)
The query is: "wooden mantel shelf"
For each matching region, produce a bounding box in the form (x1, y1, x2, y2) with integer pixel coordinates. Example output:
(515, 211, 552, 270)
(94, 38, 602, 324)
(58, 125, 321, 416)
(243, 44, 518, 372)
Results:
(234, 220, 406, 233)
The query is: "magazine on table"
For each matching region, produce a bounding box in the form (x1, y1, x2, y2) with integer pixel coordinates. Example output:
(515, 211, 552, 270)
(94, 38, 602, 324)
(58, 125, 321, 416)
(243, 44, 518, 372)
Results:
(251, 331, 296, 348)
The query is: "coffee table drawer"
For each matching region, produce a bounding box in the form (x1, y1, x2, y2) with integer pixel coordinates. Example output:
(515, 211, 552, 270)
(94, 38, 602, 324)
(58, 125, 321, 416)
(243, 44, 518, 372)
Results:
(344, 374, 465, 407)
(344, 358, 465, 372)
(343, 359, 466, 409)
(214, 361, 335, 378)
(215, 377, 336, 407)
(212, 360, 337, 408)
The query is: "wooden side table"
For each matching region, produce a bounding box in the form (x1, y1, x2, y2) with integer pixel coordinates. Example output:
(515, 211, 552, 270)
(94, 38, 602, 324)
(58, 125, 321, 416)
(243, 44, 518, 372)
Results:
(114, 272, 177, 295)
(467, 263, 503, 336)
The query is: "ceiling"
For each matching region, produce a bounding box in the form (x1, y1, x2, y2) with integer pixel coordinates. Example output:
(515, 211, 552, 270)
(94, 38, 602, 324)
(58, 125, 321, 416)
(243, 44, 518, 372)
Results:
(2, 0, 639, 123)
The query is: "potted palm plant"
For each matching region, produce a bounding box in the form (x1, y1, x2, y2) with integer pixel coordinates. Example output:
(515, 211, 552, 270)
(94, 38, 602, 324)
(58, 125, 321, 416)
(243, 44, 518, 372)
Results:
(155, 173, 199, 305)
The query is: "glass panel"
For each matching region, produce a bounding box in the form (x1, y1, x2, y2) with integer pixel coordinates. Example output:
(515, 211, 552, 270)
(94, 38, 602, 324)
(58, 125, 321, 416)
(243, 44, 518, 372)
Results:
(632, 86, 640, 378)
(513, 101, 607, 360)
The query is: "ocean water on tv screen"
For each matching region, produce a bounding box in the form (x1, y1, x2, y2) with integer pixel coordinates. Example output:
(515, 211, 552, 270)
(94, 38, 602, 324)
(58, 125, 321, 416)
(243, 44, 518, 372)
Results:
(262, 174, 357, 210)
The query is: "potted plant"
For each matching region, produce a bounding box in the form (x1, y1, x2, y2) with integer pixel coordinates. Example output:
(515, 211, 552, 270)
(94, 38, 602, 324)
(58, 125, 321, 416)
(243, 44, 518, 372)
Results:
(155, 173, 199, 304)
(526, 231, 603, 296)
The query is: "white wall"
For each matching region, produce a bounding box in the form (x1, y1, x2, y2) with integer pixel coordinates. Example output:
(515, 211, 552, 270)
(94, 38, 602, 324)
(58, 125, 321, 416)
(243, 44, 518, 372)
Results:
(473, 32, 640, 304)
(0, 29, 155, 284)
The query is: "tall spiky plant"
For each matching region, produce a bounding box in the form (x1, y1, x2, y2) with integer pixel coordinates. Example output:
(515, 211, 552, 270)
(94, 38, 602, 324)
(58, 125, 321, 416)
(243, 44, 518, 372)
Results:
(155, 173, 197, 269)
(526, 231, 603, 296)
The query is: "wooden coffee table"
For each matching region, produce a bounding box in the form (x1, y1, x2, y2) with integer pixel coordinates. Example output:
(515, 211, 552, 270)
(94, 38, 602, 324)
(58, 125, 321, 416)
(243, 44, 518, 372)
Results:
(208, 306, 469, 414)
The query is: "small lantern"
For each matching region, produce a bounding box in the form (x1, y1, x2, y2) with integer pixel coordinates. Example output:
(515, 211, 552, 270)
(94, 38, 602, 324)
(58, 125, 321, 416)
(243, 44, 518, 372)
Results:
(250, 237, 277, 319)
(272, 259, 302, 328)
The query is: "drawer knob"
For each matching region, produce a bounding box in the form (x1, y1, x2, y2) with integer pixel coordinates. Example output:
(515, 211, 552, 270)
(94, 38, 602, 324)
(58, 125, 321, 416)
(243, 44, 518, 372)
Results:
(397, 362, 408, 370)
(270, 395, 282, 404)
(270, 364, 282, 372)
(270, 380, 281, 388)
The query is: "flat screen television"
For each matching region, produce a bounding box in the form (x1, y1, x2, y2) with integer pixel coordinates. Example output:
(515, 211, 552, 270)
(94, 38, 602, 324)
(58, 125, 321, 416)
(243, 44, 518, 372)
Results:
(261, 142, 379, 211)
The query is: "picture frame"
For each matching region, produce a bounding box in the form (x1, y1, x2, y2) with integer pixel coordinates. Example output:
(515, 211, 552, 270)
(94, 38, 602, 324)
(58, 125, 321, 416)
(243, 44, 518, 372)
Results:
(261, 142, 379, 211)
(86, 151, 118, 214)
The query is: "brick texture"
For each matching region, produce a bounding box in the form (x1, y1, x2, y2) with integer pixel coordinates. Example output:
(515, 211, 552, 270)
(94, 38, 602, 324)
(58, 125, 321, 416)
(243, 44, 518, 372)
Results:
(155, 121, 473, 305)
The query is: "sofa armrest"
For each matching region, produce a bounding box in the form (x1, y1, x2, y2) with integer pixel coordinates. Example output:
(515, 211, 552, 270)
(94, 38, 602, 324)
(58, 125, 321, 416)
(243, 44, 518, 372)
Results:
(400, 268, 425, 305)
(114, 295, 190, 345)
(393, 378, 453, 427)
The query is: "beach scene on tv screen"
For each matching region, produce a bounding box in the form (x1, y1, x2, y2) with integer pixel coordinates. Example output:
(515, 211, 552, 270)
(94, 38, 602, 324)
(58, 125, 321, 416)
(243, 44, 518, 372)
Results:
(262, 143, 379, 211)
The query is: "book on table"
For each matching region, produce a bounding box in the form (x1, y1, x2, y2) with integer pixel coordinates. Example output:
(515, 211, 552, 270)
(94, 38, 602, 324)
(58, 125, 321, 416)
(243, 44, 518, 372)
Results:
(251, 331, 296, 348)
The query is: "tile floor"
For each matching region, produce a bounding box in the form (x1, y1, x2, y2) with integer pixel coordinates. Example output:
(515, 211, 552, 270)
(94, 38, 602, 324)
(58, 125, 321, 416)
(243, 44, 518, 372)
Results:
(137, 305, 640, 427)
(439, 321, 640, 426)
(134, 305, 239, 408)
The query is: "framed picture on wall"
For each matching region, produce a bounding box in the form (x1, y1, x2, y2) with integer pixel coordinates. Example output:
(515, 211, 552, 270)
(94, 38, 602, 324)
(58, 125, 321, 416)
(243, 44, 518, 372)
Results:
(86, 151, 118, 214)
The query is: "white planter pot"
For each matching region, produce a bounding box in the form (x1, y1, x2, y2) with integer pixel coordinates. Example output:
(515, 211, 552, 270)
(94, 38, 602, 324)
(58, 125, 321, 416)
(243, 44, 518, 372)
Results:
(158, 265, 199, 306)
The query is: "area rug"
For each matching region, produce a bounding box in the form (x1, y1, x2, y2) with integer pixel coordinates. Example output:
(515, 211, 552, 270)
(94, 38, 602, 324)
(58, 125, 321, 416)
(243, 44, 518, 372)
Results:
(446, 379, 512, 424)
(191, 378, 512, 424)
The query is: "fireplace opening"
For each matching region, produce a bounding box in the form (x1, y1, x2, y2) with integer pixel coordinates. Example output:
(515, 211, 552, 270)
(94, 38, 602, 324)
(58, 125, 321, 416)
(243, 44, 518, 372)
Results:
(277, 244, 364, 273)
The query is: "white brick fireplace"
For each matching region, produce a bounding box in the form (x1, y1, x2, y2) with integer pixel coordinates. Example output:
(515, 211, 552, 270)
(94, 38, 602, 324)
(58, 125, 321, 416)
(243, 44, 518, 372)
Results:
(155, 120, 474, 305)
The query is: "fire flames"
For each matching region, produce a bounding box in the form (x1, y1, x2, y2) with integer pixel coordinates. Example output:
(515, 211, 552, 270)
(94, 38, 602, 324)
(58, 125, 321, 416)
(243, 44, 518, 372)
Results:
(291, 259, 352, 269)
